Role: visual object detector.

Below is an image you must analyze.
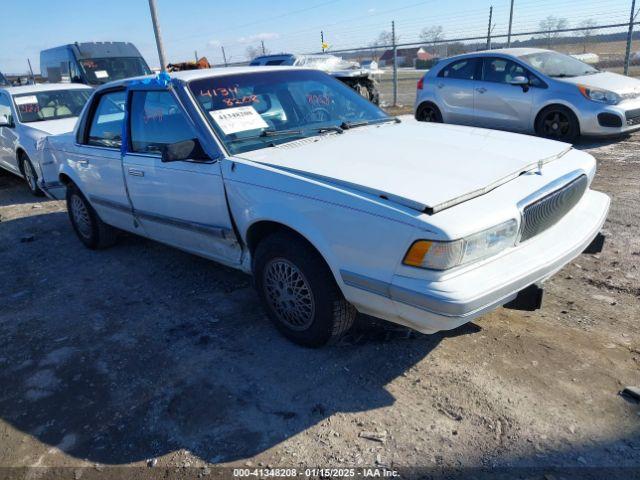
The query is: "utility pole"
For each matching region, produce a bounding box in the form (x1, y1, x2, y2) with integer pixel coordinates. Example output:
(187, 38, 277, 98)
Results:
(321, 31, 325, 52)
(194, 50, 198, 62)
(392, 20, 397, 107)
(147, 0, 168, 72)
(261, 40, 266, 55)
(507, 0, 515, 47)
(27, 58, 35, 84)
(221, 46, 228, 67)
(624, 0, 638, 75)
(486, 6, 493, 50)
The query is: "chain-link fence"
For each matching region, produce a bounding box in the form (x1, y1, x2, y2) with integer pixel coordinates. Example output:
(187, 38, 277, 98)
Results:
(314, 20, 640, 108)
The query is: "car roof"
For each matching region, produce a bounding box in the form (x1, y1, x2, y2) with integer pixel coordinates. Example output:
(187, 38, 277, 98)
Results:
(1, 83, 93, 95)
(95, 66, 307, 90)
(445, 47, 550, 61)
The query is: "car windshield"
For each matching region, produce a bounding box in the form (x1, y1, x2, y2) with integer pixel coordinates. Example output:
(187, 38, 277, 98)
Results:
(79, 57, 151, 85)
(189, 69, 390, 155)
(13, 89, 91, 123)
(517, 51, 598, 78)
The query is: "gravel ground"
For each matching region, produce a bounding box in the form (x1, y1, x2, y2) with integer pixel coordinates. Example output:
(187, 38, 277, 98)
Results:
(0, 128, 638, 479)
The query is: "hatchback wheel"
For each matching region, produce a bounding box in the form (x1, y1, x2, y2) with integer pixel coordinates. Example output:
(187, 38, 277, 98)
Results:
(536, 106, 579, 143)
(20, 154, 44, 197)
(416, 103, 442, 123)
(253, 231, 356, 347)
(66, 184, 118, 249)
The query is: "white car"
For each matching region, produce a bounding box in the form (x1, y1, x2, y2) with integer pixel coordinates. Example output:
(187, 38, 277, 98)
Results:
(40, 68, 609, 347)
(0, 83, 91, 195)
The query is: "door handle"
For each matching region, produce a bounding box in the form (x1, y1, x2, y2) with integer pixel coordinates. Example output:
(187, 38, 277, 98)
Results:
(128, 168, 145, 177)
(78, 159, 89, 166)
(475, 87, 487, 94)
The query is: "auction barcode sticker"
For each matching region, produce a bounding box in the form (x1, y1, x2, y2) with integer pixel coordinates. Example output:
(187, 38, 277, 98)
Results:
(94, 70, 109, 79)
(210, 106, 268, 135)
(14, 95, 38, 105)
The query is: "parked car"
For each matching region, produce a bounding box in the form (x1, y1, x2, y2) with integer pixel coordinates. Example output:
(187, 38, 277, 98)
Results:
(415, 48, 640, 142)
(0, 83, 92, 195)
(250, 53, 381, 104)
(39, 67, 609, 347)
(40, 42, 152, 86)
(0, 71, 9, 87)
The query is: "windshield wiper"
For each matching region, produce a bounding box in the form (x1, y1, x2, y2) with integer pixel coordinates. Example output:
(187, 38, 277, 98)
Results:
(316, 125, 344, 134)
(227, 129, 304, 144)
(340, 117, 400, 130)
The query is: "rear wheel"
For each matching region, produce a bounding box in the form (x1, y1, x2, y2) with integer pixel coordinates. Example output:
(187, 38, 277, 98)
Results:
(535, 106, 579, 143)
(253, 231, 356, 347)
(20, 154, 44, 197)
(66, 184, 118, 249)
(416, 103, 443, 123)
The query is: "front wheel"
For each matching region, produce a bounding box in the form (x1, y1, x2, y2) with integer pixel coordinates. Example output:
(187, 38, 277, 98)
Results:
(66, 184, 118, 249)
(253, 232, 356, 347)
(20, 154, 44, 197)
(535, 106, 579, 143)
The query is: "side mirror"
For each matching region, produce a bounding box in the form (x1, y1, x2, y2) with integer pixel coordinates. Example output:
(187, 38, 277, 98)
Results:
(161, 138, 210, 162)
(509, 75, 529, 86)
(0, 114, 11, 127)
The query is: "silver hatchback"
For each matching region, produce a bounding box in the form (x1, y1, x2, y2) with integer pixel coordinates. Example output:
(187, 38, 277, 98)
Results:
(415, 48, 640, 142)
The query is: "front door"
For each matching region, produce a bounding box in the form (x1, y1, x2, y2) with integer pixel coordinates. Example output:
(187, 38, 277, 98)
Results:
(122, 89, 241, 265)
(473, 57, 535, 132)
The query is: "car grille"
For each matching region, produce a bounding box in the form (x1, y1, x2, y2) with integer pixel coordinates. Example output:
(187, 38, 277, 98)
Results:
(519, 174, 588, 242)
(626, 108, 640, 126)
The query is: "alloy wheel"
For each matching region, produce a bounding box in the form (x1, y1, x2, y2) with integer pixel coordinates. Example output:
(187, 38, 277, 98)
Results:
(23, 160, 37, 191)
(263, 258, 315, 331)
(419, 106, 440, 122)
(542, 111, 571, 140)
(70, 195, 92, 239)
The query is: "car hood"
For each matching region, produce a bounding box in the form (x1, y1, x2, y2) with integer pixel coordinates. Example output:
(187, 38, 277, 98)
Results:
(24, 117, 78, 136)
(236, 122, 571, 214)
(558, 71, 640, 99)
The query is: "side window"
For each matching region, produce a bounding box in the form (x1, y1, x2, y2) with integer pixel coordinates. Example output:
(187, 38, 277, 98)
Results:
(482, 58, 544, 87)
(129, 90, 195, 154)
(0, 94, 12, 124)
(265, 59, 285, 65)
(438, 58, 478, 80)
(87, 90, 126, 148)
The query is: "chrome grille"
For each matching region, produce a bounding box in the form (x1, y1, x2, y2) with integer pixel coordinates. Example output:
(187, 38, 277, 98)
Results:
(520, 174, 588, 242)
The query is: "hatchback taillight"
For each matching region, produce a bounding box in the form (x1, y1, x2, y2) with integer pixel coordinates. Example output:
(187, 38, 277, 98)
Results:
(417, 77, 424, 90)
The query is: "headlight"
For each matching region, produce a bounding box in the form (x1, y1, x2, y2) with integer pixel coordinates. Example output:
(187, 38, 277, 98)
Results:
(578, 85, 620, 105)
(403, 219, 518, 270)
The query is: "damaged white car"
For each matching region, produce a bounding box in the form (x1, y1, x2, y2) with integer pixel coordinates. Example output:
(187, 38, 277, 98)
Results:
(39, 67, 609, 346)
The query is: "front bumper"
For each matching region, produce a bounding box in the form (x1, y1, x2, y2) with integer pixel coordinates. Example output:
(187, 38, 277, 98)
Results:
(579, 101, 640, 137)
(344, 189, 609, 334)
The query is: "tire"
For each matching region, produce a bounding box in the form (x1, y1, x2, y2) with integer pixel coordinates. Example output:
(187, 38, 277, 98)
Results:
(66, 184, 118, 249)
(355, 83, 371, 101)
(416, 103, 443, 123)
(20, 153, 44, 197)
(535, 106, 579, 143)
(253, 231, 356, 347)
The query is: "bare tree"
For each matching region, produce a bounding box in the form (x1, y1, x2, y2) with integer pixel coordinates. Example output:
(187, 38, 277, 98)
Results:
(368, 30, 394, 59)
(420, 26, 445, 55)
(577, 19, 597, 53)
(538, 16, 568, 49)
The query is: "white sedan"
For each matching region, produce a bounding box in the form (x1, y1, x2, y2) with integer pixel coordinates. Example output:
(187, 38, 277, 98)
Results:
(39, 68, 609, 347)
(0, 83, 91, 195)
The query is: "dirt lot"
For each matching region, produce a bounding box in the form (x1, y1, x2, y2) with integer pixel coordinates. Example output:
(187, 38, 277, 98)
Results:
(0, 127, 639, 479)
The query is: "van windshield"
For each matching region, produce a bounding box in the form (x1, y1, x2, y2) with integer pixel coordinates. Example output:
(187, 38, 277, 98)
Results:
(79, 57, 151, 84)
(189, 69, 390, 154)
(13, 89, 91, 123)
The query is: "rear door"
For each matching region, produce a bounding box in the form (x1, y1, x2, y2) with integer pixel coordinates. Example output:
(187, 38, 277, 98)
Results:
(473, 57, 536, 132)
(0, 92, 19, 174)
(72, 88, 134, 230)
(122, 88, 241, 265)
(434, 57, 480, 125)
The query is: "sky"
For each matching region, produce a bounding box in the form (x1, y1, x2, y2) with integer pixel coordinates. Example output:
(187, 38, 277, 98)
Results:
(0, 0, 634, 74)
